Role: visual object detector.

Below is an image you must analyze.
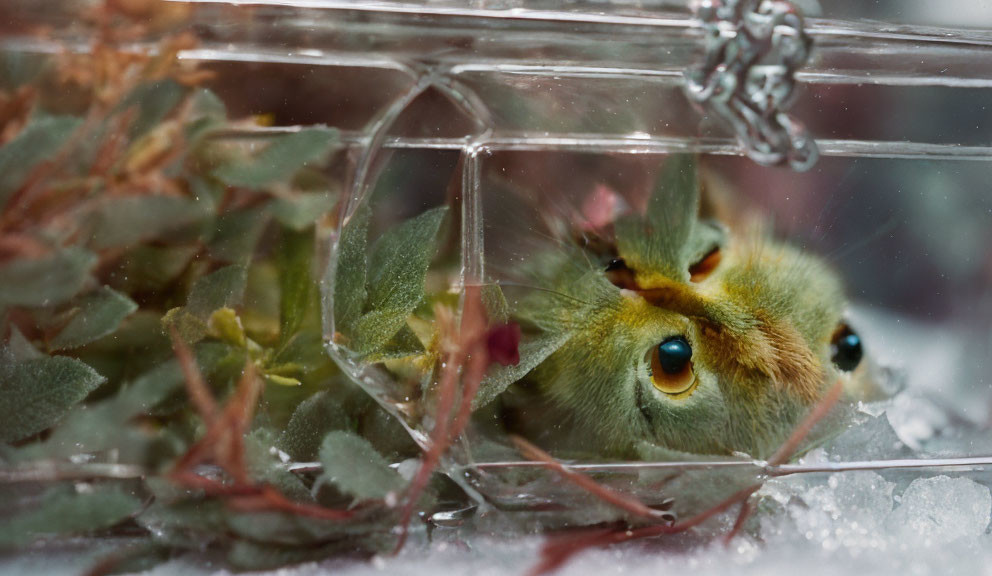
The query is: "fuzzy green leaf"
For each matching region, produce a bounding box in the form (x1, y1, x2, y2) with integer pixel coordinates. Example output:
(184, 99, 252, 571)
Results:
(0, 51, 47, 90)
(353, 206, 447, 354)
(163, 265, 248, 344)
(375, 324, 425, 359)
(114, 244, 199, 293)
(318, 431, 404, 501)
(0, 487, 142, 547)
(213, 128, 339, 190)
(272, 192, 336, 231)
(6, 326, 42, 361)
(184, 88, 227, 144)
(482, 283, 510, 324)
(49, 287, 138, 351)
(329, 206, 369, 339)
(277, 227, 314, 341)
(473, 330, 571, 409)
(187, 264, 248, 318)
(278, 390, 350, 461)
(245, 429, 314, 503)
(0, 355, 105, 443)
(189, 88, 227, 122)
(0, 247, 96, 307)
(208, 205, 271, 264)
(0, 115, 82, 209)
(120, 80, 185, 139)
(86, 195, 211, 250)
(37, 341, 234, 460)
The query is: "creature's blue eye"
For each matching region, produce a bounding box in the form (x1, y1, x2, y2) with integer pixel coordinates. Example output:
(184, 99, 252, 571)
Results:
(649, 336, 695, 396)
(656, 336, 692, 375)
(831, 325, 863, 372)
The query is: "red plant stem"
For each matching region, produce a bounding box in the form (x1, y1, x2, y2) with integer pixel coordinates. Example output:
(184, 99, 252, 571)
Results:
(510, 435, 669, 521)
(529, 377, 847, 575)
(768, 378, 844, 467)
(228, 486, 355, 520)
(446, 285, 489, 441)
(394, 286, 492, 552)
(723, 499, 753, 546)
(167, 348, 354, 522)
(393, 341, 462, 551)
(168, 326, 217, 420)
(531, 483, 763, 576)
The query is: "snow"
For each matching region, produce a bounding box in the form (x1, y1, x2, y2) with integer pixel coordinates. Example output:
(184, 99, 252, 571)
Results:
(886, 476, 991, 544)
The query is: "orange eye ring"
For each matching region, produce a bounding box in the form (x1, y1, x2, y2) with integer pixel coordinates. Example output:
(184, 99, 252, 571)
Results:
(689, 247, 721, 283)
(649, 336, 697, 397)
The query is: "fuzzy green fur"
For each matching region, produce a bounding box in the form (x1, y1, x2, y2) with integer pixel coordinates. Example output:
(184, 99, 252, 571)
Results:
(507, 156, 851, 459)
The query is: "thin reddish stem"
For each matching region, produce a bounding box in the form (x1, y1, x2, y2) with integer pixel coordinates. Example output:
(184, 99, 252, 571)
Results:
(168, 326, 217, 420)
(394, 286, 491, 552)
(768, 378, 844, 467)
(510, 435, 669, 521)
(529, 377, 847, 575)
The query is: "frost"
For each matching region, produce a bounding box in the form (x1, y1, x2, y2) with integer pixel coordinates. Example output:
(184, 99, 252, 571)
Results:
(885, 476, 991, 544)
(760, 472, 896, 553)
(823, 412, 913, 461)
(884, 394, 951, 450)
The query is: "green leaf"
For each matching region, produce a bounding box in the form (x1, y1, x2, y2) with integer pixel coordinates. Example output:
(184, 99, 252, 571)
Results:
(160, 307, 208, 344)
(482, 283, 510, 324)
(187, 264, 248, 318)
(6, 326, 42, 361)
(0, 51, 48, 90)
(49, 287, 138, 351)
(0, 487, 143, 547)
(353, 206, 447, 354)
(113, 244, 199, 293)
(86, 195, 211, 250)
(0, 115, 82, 209)
(0, 355, 105, 443)
(36, 341, 234, 460)
(272, 192, 336, 231)
(245, 429, 314, 503)
(277, 227, 314, 342)
(136, 494, 228, 548)
(163, 265, 248, 344)
(329, 206, 368, 339)
(473, 330, 571, 409)
(213, 128, 339, 190)
(0, 247, 96, 307)
(189, 88, 227, 122)
(375, 324, 425, 359)
(208, 205, 271, 264)
(207, 307, 246, 347)
(318, 431, 404, 501)
(120, 80, 185, 139)
(278, 390, 350, 461)
(184, 88, 227, 144)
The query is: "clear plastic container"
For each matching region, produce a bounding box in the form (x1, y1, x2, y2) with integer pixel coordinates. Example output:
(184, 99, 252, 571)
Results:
(4, 0, 992, 535)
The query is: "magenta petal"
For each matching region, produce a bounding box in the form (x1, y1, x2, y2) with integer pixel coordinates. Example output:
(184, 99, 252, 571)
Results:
(486, 323, 521, 367)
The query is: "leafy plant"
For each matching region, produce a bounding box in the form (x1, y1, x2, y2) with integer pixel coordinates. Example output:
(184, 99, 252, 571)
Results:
(0, 5, 445, 571)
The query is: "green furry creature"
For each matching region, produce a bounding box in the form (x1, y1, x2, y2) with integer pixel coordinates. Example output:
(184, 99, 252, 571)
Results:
(493, 155, 871, 459)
